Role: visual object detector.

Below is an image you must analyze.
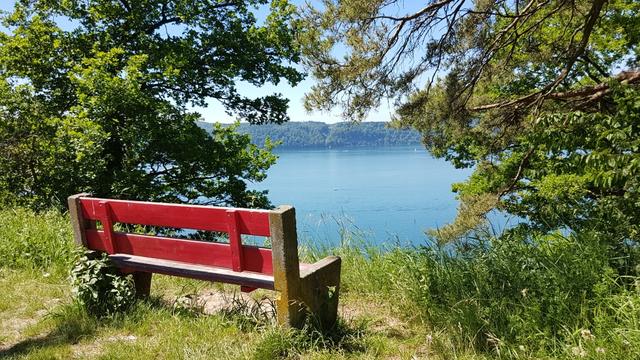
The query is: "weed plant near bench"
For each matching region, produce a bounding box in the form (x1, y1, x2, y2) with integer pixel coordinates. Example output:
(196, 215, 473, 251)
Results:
(70, 253, 136, 317)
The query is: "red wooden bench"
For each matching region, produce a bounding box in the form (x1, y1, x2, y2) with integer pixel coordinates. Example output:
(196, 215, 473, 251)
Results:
(68, 193, 341, 328)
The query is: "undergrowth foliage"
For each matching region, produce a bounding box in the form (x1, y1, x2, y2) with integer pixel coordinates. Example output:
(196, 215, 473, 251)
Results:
(394, 229, 640, 358)
(70, 253, 136, 317)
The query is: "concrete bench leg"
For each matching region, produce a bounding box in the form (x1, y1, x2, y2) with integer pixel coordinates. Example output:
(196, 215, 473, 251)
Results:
(300, 256, 341, 329)
(276, 256, 341, 329)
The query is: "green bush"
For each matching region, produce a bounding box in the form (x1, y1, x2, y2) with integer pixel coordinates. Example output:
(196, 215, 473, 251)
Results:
(0, 207, 76, 270)
(70, 253, 136, 317)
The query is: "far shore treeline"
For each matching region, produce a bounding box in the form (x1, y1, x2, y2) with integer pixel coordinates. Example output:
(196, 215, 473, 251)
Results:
(198, 121, 422, 148)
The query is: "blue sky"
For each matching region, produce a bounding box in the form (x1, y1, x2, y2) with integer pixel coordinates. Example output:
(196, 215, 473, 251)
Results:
(0, 0, 399, 124)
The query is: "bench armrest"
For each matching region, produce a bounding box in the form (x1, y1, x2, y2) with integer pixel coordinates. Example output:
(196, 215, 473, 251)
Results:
(300, 256, 341, 287)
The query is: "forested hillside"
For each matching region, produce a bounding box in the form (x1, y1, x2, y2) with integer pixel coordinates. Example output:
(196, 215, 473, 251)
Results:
(198, 121, 422, 148)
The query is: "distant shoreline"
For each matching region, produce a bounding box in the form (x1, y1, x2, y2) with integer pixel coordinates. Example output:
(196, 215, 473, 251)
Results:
(268, 145, 425, 152)
(197, 121, 422, 148)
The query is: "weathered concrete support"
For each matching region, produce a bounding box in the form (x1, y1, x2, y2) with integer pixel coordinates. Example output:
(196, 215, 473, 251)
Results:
(300, 256, 342, 329)
(269, 206, 341, 329)
(269, 206, 305, 327)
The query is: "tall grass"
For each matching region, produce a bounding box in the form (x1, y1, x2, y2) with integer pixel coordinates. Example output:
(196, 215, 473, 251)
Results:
(301, 217, 640, 358)
(375, 229, 640, 358)
(0, 207, 76, 270)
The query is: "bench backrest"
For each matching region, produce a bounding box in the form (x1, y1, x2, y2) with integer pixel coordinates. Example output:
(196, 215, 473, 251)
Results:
(68, 195, 293, 276)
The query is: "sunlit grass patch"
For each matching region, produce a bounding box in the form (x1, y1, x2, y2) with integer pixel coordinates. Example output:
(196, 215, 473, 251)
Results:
(0, 208, 76, 271)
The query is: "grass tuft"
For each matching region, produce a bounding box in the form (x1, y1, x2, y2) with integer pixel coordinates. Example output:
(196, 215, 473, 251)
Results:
(253, 317, 370, 359)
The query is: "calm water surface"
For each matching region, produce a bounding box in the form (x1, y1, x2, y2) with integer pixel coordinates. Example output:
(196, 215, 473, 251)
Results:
(255, 147, 472, 246)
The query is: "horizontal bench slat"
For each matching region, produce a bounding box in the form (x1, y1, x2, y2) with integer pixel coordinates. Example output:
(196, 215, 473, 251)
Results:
(79, 197, 271, 236)
(86, 230, 274, 274)
(109, 254, 275, 290)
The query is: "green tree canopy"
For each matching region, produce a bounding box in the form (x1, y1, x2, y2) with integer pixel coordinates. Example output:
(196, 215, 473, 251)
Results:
(301, 0, 640, 243)
(0, 0, 304, 209)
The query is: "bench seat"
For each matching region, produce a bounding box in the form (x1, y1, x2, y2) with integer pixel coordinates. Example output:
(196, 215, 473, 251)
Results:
(109, 254, 276, 290)
(109, 254, 320, 291)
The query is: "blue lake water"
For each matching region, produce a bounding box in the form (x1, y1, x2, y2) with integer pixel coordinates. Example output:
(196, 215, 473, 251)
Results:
(253, 147, 473, 246)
